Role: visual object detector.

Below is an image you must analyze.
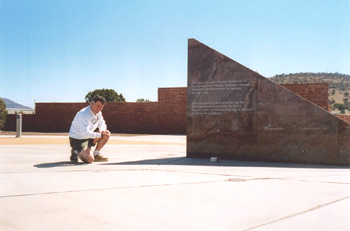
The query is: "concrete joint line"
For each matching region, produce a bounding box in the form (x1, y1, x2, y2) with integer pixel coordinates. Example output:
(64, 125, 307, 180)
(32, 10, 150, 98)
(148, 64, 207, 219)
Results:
(244, 195, 350, 231)
(278, 178, 350, 185)
(0, 180, 223, 199)
(146, 168, 250, 178)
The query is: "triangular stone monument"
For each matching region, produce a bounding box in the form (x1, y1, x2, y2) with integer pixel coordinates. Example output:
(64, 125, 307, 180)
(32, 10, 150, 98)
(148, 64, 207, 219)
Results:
(187, 39, 350, 165)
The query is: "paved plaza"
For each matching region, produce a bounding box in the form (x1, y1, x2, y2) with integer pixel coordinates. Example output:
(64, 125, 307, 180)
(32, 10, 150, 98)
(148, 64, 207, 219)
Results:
(0, 134, 349, 231)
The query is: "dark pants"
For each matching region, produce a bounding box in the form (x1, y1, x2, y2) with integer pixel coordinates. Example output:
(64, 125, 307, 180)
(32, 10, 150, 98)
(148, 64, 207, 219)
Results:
(69, 137, 95, 153)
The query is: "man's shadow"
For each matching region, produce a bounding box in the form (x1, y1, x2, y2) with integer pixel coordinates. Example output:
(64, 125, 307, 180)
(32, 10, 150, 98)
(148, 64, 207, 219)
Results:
(34, 161, 85, 168)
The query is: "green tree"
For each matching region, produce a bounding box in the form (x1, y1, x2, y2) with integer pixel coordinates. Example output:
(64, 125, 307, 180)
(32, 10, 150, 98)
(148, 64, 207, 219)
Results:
(85, 89, 126, 103)
(334, 103, 346, 114)
(136, 98, 150, 102)
(0, 99, 8, 130)
(345, 101, 350, 110)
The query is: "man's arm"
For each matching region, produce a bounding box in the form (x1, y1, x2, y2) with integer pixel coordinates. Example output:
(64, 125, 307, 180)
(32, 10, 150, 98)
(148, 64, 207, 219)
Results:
(98, 114, 111, 140)
(78, 113, 102, 139)
(98, 113, 107, 132)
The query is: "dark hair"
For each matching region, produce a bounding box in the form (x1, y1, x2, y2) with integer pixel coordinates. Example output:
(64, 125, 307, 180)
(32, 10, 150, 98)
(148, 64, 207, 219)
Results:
(92, 95, 106, 105)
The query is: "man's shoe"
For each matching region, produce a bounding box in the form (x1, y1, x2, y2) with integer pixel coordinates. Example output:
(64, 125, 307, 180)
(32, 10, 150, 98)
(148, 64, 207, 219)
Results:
(94, 153, 108, 162)
(70, 148, 78, 163)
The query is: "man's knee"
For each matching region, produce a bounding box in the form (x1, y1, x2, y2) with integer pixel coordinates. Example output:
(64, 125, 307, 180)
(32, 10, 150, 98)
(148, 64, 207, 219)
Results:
(85, 155, 94, 163)
(79, 148, 94, 163)
(102, 131, 111, 141)
(103, 135, 110, 141)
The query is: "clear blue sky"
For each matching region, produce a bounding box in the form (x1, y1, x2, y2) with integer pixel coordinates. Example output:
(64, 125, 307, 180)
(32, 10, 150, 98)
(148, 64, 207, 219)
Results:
(1, 0, 349, 108)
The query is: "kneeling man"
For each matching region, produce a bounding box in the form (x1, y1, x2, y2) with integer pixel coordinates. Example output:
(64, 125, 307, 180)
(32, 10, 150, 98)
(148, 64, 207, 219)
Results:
(69, 95, 111, 163)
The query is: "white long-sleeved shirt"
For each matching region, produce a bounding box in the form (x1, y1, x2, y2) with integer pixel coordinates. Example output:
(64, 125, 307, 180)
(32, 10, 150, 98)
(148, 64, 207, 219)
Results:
(69, 105, 107, 139)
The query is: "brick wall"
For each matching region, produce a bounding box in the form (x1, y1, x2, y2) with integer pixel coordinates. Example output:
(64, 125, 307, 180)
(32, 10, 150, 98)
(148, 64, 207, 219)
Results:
(334, 114, 350, 124)
(4, 88, 187, 134)
(104, 102, 161, 134)
(281, 83, 329, 111)
(158, 88, 187, 134)
(3, 84, 330, 134)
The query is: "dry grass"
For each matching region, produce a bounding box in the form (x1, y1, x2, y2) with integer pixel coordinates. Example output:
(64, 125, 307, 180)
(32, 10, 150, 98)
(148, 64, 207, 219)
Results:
(0, 132, 183, 146)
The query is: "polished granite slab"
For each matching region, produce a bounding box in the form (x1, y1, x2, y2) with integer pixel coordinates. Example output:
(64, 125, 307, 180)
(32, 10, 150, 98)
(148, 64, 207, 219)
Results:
(187, 39, 350, 165)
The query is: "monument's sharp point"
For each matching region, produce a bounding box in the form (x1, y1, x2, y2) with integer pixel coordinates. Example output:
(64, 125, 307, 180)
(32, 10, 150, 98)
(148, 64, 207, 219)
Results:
(187, 38, 350, 166)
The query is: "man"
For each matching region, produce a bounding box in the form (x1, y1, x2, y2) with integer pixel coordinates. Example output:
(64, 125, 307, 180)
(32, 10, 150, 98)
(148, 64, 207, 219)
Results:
(69, 95, 111, 163)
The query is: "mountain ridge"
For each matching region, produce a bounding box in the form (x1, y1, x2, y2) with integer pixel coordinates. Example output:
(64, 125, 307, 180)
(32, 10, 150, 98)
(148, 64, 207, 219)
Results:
(0, 97, 33, 110)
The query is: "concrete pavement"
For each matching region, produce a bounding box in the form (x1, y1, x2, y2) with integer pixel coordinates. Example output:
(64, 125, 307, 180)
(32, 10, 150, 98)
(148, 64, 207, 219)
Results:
(0, 134, 349, 231)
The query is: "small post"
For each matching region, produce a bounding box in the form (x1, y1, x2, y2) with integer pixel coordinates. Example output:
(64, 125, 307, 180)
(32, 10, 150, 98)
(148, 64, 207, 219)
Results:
(16, 112, 22, 138)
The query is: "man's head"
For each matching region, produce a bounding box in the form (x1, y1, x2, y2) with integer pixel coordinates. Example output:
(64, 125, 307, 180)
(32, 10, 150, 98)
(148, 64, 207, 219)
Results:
(90, 95, 106, 114)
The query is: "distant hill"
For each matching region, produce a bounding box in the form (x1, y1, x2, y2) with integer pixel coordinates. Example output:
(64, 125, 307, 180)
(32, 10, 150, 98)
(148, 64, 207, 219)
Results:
(269, 73, 350, 109)
(0, 97, 33, 110)
(269, 72, 350, 90)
